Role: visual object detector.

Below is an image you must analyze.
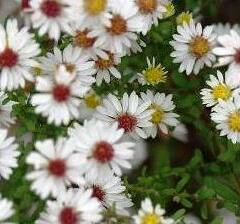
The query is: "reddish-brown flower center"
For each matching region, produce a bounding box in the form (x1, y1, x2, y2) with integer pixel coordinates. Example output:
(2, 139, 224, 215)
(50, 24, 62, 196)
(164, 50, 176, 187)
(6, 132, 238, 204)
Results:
(74, 30, 96, 48)
(59, 207, 78, 224)
(22, 0, 30, 9)
(92, 185, 105, 202)
(117, 114, 137, 132)
(53, 84, 70, 102)
(48, 159, 66, 177)
(0, 48, 18, 68)
(234, 49, 240, 64)
(95, 53, 114, 69)
(41, 0, 61, 17)
(107, 15, 127, 35)
(137, 0, 157, 13)
(93, 141, 114, 163)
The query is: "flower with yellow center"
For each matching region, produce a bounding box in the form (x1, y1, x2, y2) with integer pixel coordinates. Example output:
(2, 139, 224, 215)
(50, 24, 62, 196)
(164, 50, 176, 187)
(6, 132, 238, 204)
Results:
(150, 104, 165, 124)
(190, 36, 210, 58)
(176, 12, 193, 25)
(212, 84, 231, 101)
(162, 3, 175, 18)
(84, 0, 107, 15)
(33, 67, 42, 76)
(228, 111, 240, 132)
(84, 92, 102, 109)
(141, 213, 161, 224)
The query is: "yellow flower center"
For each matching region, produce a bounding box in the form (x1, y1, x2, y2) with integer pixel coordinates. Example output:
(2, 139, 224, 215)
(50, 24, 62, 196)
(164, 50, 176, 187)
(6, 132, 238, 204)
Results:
(33, 67, 42, 76)
(84, 93, 101, 109)
(84, 0, 107, 15)
(228, 112, 240, 132)
(163, 3, 175, 18)
(190, 36, 210, 58)
(137, 0, 157, 13)
(144, 67, 166, 85)
(107, 15, 127, 35)
(176, 12, 192, 25)
(212, 84, 231, 101)
(141, 213, 161, 224)
(151, 104, 165, 124)
(74, 30, 96, 48)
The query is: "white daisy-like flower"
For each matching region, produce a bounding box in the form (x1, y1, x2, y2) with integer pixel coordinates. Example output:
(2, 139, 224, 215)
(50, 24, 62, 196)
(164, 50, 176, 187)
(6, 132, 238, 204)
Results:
(31, 65, 91, 126)
(36, 188, 102, 224)
(171, 123, 188, 143)
(176, 11, 193, 26)
(0, 194, 15, 223)
(39, 45, 96, 85)
(84, 168, 133, 216)
(137, 57, 168, 86)
(141, 90, 179, 138)
(134, 0, 166, 35)
(200, 70, 240, 107)
(133, 198, 175, 224)
(89, 0, 143, 55)
(95, 91, 153, 139)
(0, 129, 19, 180)
(213, 23, 240, 37)
(30, 0, 72, 41)
(0, 19, 40, 90)
(26, 138, 87, 199)
(225, 64, 240, 88)
(170, 22, 216, 75)
(93, 52, 121, 86)
(211, 96, 240, 144)
(68, 119, 135, 176)
(0, 92, 15, 128)
(213, 30, 240, 70)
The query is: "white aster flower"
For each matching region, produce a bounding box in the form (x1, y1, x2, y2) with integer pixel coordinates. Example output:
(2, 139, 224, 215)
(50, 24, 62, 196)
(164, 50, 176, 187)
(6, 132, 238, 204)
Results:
(26, 138, 87, 199)
(133, 198, 175, 224)
(0, 129, 19, 181)
(141, 90, 179, 138)
(0, 194, 15, 223)
(200, 70, 240, 107)
(84, 168, 133, 216)
(0, 92, 15, 128)
(134, 0, 166, 35)
(36, 188, 102, 224)
(30, 0, 72, 41)
(170, 22, 216, 75)
(31, 65, 90, 126)
(89, 0, 143, 55)
(213, 30, 240, 70)
(211, 96, 240, 144)
(0, 19, 40, 90)
(68, 119, 135, 176)
(95, 91, 153, 139)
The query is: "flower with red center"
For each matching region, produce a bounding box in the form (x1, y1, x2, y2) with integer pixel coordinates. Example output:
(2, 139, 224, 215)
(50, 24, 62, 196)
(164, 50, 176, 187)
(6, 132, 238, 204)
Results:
(22, 0, 30, 9)
(92, 185, 105, 202)
(48, 159, 66, 177)
(40, 0, 61, 17)
(93, 141, 114, 163)
(234, 49, 240, 64)
(59, 207, 78, 224)
(53, 84, 70, 102)
(117, 114, 137, 133)
(0, 48, 18, 68)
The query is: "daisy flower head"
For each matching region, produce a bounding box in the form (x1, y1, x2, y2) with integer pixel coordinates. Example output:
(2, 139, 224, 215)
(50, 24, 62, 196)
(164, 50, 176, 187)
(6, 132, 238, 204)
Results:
(134, 0, 167, 35)
(89, 0, 144, 55)
(30, 0, 72, 42)
(213, 30, 240, 70)
(0, 129, 19, 180)
(0, 19, 40, 90)
(133, 198, 175, 224)
(95, 91, 153, 139)
(200, 70, 240, 108)
(170, 22, 216, 75)
(84, 168, 133, 216)
(176, 11, 193, 25)
(26, 138, 87, 199)
(0, 194, 15, 223)
(137, 57, 168, 86)
(39, 44, 96, 85)
(162, 0, 175, 19)
(141, 90, 179, 138)
(211, 95, 240, 144)
(0, 92, 15, 128)
(31, 65, 90, 126)
(68, 119, 135, 176)
(36, 188, 102, 224)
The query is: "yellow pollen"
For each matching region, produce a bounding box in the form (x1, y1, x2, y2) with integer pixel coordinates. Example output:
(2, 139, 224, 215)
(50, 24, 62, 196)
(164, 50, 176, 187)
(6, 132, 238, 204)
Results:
(84, 0, 106, 15)
(190, 36, 210, 58)
(33, 67, 42, 76)
(144, 66, 166, 85)
(141, 213, 161, 224)
(137, 0, 157, 13)
(84, 93, 101, 109)
(74, 30, 96, 48)
(107, 15, 127, 35)
(65, 64, 76, 73)
(212, 84, 231, 101)
(176, 12, 193, 25)
(163, 3, 175, 18)
(228, 112, 240, 132)
(95, 53, 114, 69)
(151, 104, 165, 124)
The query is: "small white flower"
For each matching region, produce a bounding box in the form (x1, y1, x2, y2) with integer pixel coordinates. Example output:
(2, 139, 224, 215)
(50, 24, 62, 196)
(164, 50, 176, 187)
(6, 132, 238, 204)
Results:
(200, 70, 240, 107)
(26, 138, 87, 199)
(36, 188, 102, 224)
(170, 22, 216, 75)
(133, 198, 175, 224)
(68, 119, 135, 176)
(213, 30, 240, 70)
(225, 64, 240, 88)
(0, 129, 19, 180)
(213, 23, 240, 37)
(31, 65, 90, 126)
(95, 91, 153, 139)
(30, 0, 72, 41)
(211, 96, 240, 144)
(0, 194, 15, 223)
(141, 90, 179, 138)
(0, 19, 40, 90)
(85, 168, 133, 216)
(171, 123, 188, 143)
(0, 92, 15, 128)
